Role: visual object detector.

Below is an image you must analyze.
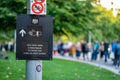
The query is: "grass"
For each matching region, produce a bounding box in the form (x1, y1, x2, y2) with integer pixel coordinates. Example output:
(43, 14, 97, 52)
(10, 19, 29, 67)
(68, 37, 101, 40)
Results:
(0, 52, 25, 80)
(0, 52, 120, 80)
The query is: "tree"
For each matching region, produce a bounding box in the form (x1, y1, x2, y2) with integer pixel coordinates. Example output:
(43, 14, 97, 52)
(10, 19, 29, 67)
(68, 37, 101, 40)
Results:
(47, 0, 97, 40)
(0, 0, 26, 41)
(92, 5, 117, 42)
(0, 0, 26, 31)
(1, 0, 120, 42)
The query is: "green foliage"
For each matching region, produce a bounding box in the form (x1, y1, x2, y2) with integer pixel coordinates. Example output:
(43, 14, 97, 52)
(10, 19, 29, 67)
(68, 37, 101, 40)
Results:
(0, 0, 26, 31)
(91, 5, 118, 42)
(1, 0, 120, 42)
(47, 0, 96, 38)
(0, 30, 14, 42)
(0, 0, 26, 41)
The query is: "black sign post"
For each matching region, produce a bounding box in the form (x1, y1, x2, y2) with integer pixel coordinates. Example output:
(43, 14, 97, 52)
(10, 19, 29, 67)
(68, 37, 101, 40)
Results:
(16, 14, 53, 60)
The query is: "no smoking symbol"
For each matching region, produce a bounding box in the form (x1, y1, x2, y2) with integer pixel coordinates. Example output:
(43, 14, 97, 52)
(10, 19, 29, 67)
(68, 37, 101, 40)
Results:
(32, 2, 44, 14)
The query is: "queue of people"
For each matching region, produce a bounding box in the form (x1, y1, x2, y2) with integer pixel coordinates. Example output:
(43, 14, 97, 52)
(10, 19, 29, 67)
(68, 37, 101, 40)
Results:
(0, 42, 14, 52)
(0, 41, 14, 59)
(53, 40, 120, 68)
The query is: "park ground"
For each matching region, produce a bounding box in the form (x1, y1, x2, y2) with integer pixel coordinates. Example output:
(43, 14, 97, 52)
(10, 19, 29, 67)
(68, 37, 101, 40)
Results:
(0, 52, 120, 80)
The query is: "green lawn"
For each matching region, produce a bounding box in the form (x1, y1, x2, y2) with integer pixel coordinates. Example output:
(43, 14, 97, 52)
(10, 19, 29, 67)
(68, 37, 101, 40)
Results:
(0, 52, 120, 80)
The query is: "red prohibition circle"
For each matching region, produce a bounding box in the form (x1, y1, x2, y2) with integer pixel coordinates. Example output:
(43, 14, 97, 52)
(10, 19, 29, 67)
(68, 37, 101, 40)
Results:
(32, 2, 44, 14)
(34, 0, 45, 3)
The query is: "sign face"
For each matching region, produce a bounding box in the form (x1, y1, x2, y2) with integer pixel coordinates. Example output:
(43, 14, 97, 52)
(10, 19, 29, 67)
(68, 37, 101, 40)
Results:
(16, 14, 53, 60)
(31, 0, 46, 15)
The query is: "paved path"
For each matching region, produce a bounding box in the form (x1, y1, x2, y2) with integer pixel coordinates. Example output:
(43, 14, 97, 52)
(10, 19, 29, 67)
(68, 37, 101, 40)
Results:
(53, 54, 120, 75)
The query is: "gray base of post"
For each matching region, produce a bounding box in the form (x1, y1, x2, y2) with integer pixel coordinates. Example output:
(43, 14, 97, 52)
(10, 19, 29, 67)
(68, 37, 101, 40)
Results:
(26, 60, 42, 80)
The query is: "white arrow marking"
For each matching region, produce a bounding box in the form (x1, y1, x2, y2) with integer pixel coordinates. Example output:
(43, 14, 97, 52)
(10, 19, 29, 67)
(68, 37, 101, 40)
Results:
(36, 31, 39, 37)
(19, 29, 26, 37)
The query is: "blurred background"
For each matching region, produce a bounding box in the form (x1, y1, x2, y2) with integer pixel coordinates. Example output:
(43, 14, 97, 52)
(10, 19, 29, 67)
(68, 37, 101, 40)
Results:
(0, 0, 120, 44)
(1, 0, 120, 80)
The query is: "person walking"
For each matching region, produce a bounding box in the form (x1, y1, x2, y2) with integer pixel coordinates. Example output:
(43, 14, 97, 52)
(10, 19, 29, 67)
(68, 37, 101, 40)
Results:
(111, 39, 117, 65)
(69, 44, 76, 57)
(100, 42, 104, 59)
(81, 41, 88, 60)
(58, 42, 64, 55)
(91, 41, 99, 61)
(53, 42, 58, 55)
(116, 41, 120, 68)
(75, 42, 82, 59)
(103, 40, 109, 63)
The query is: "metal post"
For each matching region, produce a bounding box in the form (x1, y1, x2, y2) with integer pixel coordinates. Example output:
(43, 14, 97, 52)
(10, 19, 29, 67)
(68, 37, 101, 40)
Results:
(14, 30, 16, 53)
(88, 31, 92, 43)
(26, 60, 42, 80)
(26, 0, 42, 80)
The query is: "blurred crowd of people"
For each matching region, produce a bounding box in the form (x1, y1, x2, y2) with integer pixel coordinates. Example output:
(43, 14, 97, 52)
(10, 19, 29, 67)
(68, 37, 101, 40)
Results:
(53, 39, 120, 68)
(0, 41, 14, 59)
(0, 39, 120, 68)
(0, 42, 14, 52)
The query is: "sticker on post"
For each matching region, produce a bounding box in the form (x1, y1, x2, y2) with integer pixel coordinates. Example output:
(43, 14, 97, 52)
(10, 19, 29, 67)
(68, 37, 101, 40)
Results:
(36, 65, 41, 72)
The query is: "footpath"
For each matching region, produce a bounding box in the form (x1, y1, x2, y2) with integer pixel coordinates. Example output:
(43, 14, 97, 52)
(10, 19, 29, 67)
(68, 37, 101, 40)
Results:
(53, 54, 120, 75)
